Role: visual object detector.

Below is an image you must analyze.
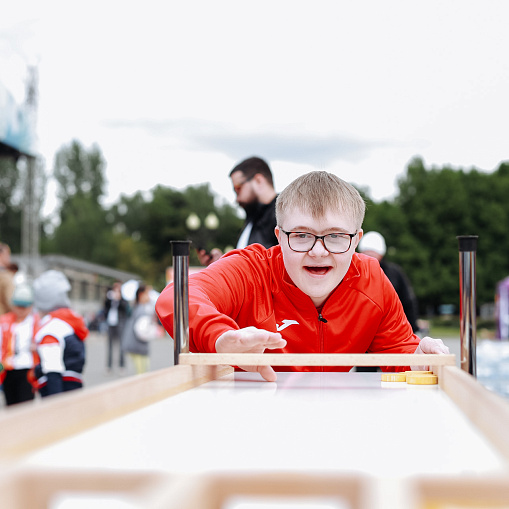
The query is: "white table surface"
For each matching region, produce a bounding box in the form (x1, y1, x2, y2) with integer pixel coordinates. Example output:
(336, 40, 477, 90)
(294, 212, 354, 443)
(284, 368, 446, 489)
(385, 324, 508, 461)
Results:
(21, 372, 507, 478)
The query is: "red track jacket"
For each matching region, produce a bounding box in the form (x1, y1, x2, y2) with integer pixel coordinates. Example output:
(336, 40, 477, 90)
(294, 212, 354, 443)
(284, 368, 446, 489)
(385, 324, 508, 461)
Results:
(156, 244, 420, 372)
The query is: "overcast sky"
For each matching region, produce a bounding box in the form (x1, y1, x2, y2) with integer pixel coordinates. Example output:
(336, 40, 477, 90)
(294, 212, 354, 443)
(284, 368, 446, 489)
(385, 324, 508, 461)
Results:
(2, 0, 508, 219)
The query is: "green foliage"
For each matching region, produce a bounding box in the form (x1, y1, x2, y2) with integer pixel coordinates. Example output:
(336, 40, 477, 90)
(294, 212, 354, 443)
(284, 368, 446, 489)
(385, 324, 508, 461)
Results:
(0, 156, 22, 251)
(100, 182, 243, 287)
(45, 194, 107, 261)
(371, 157, 509, 313)
(54, 139, 106, 208)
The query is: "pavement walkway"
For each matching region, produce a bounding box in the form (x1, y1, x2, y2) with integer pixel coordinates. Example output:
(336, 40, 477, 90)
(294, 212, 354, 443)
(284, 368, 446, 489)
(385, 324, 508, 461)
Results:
(82, 331, 175, 389)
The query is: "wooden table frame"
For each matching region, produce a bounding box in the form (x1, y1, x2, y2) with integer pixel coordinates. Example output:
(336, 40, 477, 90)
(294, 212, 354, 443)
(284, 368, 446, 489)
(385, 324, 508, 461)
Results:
(179, 352, 456, 367)
(0, 353, 508, 509)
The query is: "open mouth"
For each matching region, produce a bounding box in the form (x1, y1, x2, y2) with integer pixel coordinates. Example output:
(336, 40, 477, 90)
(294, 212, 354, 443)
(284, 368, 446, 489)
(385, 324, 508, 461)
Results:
(305, 266, 332, 276)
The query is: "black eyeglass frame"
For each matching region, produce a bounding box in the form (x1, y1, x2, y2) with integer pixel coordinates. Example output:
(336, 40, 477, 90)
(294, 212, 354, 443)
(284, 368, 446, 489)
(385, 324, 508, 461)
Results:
(233, 174, 255, 195)
(280, 229, 358, 254)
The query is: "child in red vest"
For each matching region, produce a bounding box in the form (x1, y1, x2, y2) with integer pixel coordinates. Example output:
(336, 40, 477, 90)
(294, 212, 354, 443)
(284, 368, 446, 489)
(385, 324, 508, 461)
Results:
(0, 283, 40, 405)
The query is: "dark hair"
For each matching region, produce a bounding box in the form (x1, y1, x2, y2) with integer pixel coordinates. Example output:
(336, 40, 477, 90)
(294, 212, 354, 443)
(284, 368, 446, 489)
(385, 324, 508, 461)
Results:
(229, 157, 274, 187)
(135, 284, 147, 304)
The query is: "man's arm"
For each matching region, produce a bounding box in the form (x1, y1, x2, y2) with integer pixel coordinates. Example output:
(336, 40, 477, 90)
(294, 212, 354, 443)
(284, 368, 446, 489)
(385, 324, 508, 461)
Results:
(156, 246, 274, 354)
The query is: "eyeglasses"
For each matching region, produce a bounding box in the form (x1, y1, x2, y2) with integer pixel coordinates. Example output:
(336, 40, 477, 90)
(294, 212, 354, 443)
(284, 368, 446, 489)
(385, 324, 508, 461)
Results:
(233, 175, 254, 195)
(280, 229, 358, 254)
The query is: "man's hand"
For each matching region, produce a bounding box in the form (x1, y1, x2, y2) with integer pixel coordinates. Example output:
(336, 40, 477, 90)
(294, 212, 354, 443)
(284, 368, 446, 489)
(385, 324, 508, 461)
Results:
(197, 248, 223, 266)
(216, 327, 287, 382)
(412, 336, 450, 370)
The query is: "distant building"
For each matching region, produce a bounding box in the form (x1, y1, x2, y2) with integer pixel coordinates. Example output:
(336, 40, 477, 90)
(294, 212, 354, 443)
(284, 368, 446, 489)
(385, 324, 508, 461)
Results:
(11, 254, 140, 321)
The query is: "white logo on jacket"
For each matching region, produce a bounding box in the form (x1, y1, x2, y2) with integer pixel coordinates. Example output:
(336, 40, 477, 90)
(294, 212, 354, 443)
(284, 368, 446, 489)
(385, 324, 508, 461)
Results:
(276, 319, 300, 331)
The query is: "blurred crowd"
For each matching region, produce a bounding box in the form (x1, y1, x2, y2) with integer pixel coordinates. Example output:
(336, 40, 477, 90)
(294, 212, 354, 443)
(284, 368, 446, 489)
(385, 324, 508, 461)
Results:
(0, 242, 163, 408)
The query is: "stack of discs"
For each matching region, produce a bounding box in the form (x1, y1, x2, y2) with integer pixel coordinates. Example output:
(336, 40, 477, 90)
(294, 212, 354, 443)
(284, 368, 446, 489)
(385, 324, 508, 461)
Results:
(381, 372, 406, 382)
(406, 372, 438, 385)
(380, 370, 438, 385)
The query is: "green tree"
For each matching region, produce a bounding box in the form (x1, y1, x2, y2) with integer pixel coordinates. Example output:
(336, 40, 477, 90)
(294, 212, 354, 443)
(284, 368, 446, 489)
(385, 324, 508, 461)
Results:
(53, 139, 106, 206)
(0, 156, 22, 251)
(395, 157, 509, 312)
(107, 183, 243, 289)
(46, 141, 110, 263)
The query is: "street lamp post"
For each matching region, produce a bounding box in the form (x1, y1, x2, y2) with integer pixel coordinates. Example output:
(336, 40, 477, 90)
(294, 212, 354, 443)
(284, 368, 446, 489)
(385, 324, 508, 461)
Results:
(185, 212, 219, 253)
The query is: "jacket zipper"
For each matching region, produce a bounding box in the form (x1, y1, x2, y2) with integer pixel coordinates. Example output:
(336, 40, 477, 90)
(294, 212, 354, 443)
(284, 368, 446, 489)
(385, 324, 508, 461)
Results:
(318, 312, 327, 371)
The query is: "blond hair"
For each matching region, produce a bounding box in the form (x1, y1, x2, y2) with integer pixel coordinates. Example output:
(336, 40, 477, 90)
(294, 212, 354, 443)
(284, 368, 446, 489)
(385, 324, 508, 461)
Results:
(276, 171, 365, 229)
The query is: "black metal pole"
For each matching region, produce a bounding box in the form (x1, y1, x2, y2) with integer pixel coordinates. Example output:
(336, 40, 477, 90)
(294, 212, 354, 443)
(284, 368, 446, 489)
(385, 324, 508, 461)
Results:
(171, 240, 191, 366)
(457, 235, 478, 376)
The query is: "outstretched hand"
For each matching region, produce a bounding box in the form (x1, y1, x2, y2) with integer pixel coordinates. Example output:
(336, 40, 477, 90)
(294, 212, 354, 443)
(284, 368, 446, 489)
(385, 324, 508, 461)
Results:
(412, 336, 450, 370)
(216, 327, 287, 382)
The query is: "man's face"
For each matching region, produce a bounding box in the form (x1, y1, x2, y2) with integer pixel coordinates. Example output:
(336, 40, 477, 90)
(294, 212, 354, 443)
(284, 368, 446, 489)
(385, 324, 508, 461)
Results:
(230, 171, 257, 210)
(275, 207, 362, 307)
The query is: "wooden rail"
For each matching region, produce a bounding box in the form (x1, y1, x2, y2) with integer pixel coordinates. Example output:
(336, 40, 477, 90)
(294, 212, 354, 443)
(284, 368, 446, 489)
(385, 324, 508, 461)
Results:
(179, 352, 456, 366)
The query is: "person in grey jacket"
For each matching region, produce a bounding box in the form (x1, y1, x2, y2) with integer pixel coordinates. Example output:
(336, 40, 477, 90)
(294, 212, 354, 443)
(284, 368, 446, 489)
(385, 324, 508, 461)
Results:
(122, 284, 163, 374)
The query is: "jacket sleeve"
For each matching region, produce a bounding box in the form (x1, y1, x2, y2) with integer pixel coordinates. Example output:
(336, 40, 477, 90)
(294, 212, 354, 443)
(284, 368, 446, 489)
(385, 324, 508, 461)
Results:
(45, 372, 64, 395)
(156, 249, 269, 353)
(38, 337, 65, 374)
(366, 267, 420, 369)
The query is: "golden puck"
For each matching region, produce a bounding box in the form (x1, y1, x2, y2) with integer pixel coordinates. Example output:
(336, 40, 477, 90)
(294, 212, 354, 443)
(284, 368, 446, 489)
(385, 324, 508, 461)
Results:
(405, 370, 433, 375)
(381, 373, 406, 382)
(406, 373, 438, 385)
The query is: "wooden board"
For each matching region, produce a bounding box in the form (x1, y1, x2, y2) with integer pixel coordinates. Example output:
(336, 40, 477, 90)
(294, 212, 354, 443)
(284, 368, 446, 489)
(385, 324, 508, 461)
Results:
(1, 359, 509, 509)
(16, 371, 508, 477)
(0, 466, 166, 509)
(0, 364, 233, 459)
(179, 352, 456, 366)
(437, 364, 509, 462)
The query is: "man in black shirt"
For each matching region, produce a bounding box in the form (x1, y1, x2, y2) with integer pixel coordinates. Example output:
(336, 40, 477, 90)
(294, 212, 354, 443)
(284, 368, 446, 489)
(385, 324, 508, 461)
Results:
(198, 157, 278, 265)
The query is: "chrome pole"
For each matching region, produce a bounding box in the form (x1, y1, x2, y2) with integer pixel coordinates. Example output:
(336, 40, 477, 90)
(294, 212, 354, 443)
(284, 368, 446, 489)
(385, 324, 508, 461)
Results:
(457, 235, 478, 376)
(172, 240, 191, 365)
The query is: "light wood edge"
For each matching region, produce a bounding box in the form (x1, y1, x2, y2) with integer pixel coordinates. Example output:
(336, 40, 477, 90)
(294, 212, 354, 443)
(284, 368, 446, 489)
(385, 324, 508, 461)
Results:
(0, 469, 373, 509)
(143, 472, 374, 509)
(179, 353, 456, 366)
(136, 470, 509, 509)
(437, 364, 509, 463)
(3, 467, 509, 509)
(0, 364, 233, 460)
(0, 465, 167, 509)
(414, 474, 509, 507)
(3, 468, 509, 509)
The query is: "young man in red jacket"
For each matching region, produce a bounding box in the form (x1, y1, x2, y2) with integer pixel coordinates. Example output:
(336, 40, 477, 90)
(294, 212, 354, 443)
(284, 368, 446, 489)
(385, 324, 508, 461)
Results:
(156, 171, 448, 382)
